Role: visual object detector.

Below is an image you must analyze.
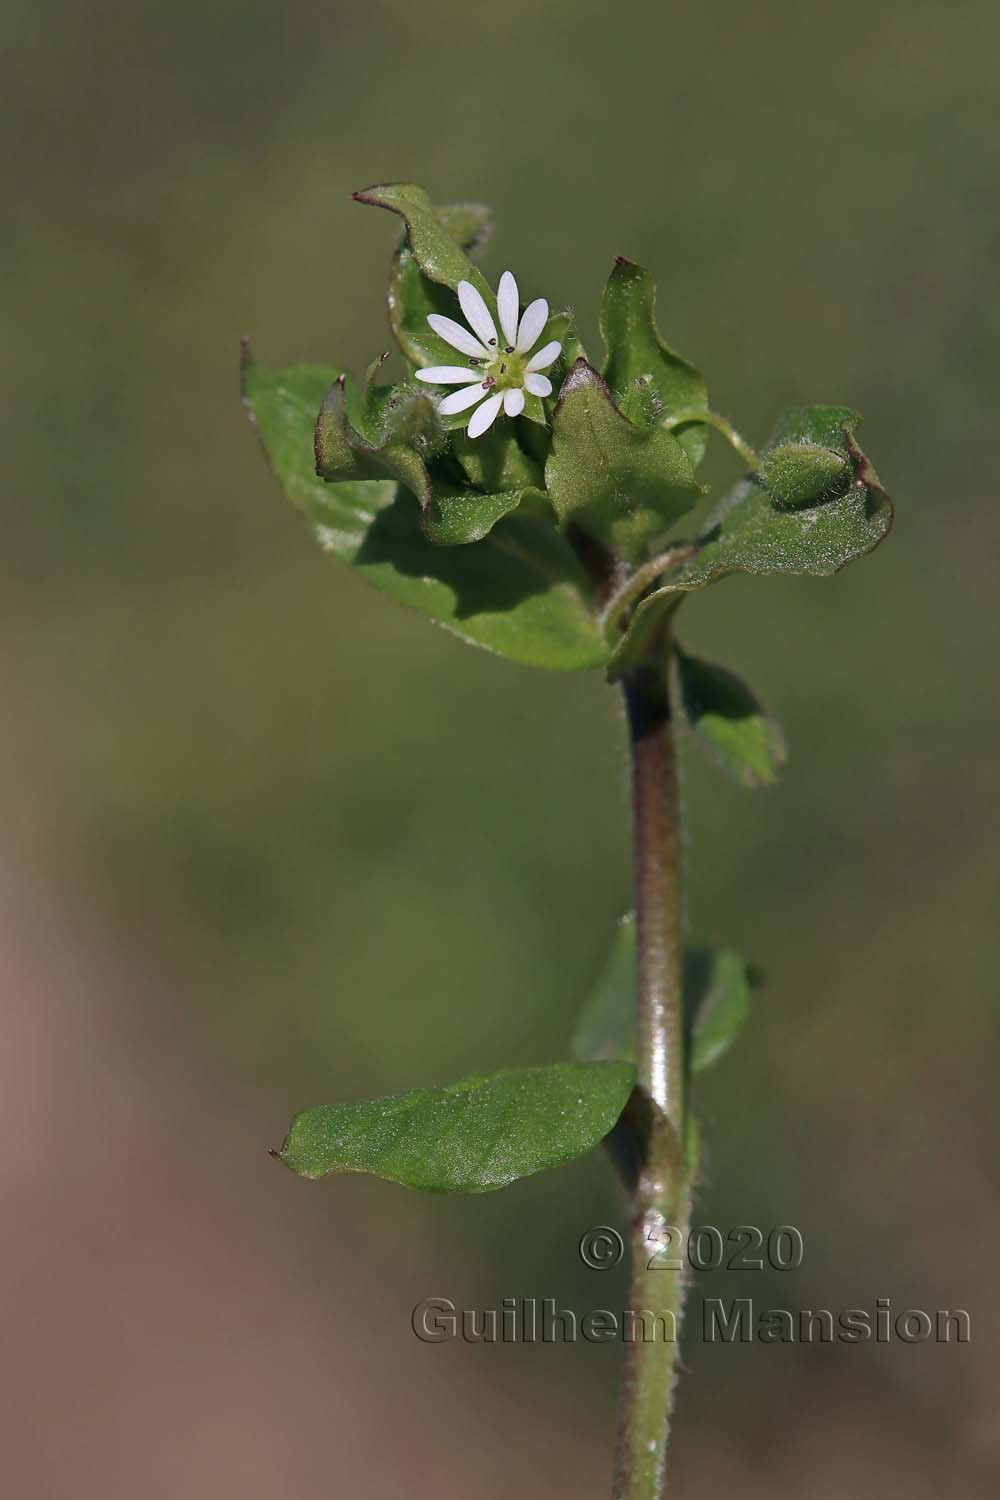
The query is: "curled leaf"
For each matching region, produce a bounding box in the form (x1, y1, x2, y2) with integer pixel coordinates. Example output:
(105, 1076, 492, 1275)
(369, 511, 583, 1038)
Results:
(608, 406, 893, 675)
(355, 182, 492, 298)
(314, 373, 437, 505)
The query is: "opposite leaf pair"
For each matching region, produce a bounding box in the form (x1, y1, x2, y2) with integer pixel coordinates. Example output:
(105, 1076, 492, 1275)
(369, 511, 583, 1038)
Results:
(279, 917, 752, 1193)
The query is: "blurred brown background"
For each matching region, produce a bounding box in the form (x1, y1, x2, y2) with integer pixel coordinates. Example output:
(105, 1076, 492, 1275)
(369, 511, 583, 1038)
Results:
(3, 0, 998, 1494)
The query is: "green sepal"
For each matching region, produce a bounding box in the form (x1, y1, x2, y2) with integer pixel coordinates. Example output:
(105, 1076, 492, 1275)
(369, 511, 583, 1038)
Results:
(608, 407, 893, 673)
(277, 1061, 635, 1192)
(674, 646, 786, 789)
(600, 258, 708, 466)
(570, 914, 752, 1075)
(517, 308, 578, 429)
(545, 360, 702, 564)
(241, 344, 609, 670)
(451, 423, 544, 492)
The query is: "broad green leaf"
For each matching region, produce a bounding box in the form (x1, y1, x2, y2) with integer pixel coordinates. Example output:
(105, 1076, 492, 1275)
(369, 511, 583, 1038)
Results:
(608, 407, 893, 676)
(571, 914, 752, 1074)
(242, 345, 609, 670)
(546, 360, 701, 564)
(674, 647, 786, 788)
(601, 258, 708, 466)
(278, 1061, 635, 1192)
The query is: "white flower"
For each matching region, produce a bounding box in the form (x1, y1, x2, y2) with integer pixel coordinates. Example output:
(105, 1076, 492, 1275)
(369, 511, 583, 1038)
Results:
(414, 271, 563, 439)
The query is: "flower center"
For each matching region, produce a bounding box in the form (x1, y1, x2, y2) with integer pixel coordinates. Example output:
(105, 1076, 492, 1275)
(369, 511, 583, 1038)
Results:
(479, 345, 527, 392)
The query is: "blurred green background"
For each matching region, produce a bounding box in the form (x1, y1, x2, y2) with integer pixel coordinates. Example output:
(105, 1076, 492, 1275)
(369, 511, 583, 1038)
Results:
(4, 0, 997, 1494)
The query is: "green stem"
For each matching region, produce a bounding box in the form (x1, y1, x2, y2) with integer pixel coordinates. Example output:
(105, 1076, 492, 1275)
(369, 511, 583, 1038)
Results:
(600, 547, 695, 644)
(664, 408, 762, 472)
(613, 651, 690, 1500)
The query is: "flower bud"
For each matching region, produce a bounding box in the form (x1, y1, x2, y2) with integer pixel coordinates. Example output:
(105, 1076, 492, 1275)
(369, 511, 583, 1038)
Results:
(761, 442, 849, 508)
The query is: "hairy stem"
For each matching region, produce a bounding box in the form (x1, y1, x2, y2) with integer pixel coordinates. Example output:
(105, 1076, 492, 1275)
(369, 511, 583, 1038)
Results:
(612, 651, 690, 1500)
(600, 547, 696, 646)
(662, 408, 762, 472)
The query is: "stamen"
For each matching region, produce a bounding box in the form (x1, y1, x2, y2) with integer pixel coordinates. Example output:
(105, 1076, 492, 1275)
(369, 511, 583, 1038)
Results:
(504, 345, 515, 354)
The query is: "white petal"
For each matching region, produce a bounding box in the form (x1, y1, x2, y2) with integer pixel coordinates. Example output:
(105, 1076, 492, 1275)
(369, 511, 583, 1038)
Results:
(438, 383, 490, 415)
(497, 271, 520, 345)
(525, 340, 562, 373)
(457, 280, 498, 349)
(466, 390, 503, 438)
(515, 298, 548, 353)
(416, 365, 482, 385)
(426, 314, 489, 359)
(503, 387, 526, 417)
(524, 373, 553, 398)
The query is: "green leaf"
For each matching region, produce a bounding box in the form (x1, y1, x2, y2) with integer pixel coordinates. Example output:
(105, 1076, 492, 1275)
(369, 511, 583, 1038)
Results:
(451, 423, 544, 492)
(608, 407, 893, 675)
(601, 258, 708, 466)
(545, 360, 701, 564)
(278, 1061, 635, 1192)
(571, 914, 637, 1065)
(571, 914, 752, 1074)
(420, 483, 537, 546)
(683, 948, 753, 1073)
(674, 646, 786, 788)
(681, 406, 892, 585)
(354, 182, 492, 298)
(363, 185, 496, 369)
(241, 345, 609, 670)
(434, 201, 494, 258)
